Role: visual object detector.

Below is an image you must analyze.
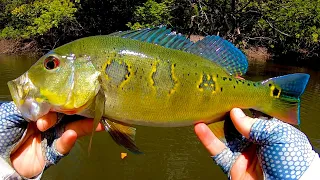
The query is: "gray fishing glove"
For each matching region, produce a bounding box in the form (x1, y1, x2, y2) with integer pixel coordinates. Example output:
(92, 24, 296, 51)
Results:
(212, 115, 320, 179)
(0, 101, 66, 179)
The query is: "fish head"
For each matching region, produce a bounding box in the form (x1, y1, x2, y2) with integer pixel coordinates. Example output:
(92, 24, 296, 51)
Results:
(8, 51, 101, 121)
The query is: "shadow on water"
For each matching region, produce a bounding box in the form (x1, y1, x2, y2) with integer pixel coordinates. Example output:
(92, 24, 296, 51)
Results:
(0, 54, 319, 179)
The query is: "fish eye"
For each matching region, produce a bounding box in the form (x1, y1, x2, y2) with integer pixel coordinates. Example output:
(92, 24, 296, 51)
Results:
(44, 56, 60, 70)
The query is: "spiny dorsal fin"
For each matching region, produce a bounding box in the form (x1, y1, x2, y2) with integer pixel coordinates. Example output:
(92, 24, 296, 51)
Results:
(184, 36, 248, 76)
(109, 27, 193, 50)
(110, 27, 248, 76)
(101, 119, 141, 154)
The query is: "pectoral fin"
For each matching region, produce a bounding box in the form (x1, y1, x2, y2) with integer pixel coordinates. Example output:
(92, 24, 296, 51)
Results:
(88, 90, 105, 154)
(101, 119, 142, 154)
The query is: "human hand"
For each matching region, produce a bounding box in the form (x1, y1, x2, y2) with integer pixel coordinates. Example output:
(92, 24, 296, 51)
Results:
(195, 108, 319, 179)
(0, 102, 103, 178)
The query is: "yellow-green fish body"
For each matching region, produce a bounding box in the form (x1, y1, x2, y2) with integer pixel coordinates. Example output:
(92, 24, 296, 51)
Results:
(58, 36, 259, 126)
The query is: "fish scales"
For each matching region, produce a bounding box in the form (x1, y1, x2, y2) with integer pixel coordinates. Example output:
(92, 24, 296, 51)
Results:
(53, 36, 270, 126)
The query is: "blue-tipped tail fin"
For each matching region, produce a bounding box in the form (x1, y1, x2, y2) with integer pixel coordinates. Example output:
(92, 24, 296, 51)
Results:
(260, 73, 310, 125)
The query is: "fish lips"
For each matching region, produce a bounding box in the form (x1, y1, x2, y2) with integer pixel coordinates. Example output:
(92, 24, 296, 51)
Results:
(8, 77, 51, 121)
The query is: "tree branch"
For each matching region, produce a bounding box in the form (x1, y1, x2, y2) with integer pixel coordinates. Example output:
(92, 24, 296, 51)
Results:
(264, 19, 292, 37)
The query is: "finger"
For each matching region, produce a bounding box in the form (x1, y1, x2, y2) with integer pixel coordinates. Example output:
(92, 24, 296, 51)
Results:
(37, 112, 57, 132)
(65, 119, 104, 138)
(230, 108, 257, 138)
(55, 130, 78, 155)
(194, 123, 226, 156)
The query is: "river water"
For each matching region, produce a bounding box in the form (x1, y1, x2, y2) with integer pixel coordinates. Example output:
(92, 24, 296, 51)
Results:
(0, 54, 319, 179)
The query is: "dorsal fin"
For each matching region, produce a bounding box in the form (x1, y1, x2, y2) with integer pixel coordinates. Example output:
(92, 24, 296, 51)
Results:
(184, 36, 248, 76)
(109, 27, 193, 50)
(110, 27, 248, 76)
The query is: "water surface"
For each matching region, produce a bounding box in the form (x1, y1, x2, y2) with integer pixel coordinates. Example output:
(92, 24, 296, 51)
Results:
(0, 55, 319, 179)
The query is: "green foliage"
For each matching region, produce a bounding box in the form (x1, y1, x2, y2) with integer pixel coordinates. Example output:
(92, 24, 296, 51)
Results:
(0, 0, 319, 60)
(128, 0, 262, 40)
(0, 0, 77, 39)
(129, 0, 320, 58)
(0, 0, 145, 50)
(75, 0, 145, 36)
(251, 0, 320, 55)
(127, 0, 173, 29)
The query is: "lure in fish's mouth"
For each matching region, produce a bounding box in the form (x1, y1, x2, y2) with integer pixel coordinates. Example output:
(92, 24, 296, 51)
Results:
(7, 73, 51, 121)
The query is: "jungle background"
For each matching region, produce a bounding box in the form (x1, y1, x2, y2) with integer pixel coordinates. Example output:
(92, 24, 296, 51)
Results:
(0, 0, 320, 67)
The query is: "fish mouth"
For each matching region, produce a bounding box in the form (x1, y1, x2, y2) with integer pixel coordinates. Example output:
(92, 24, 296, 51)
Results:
(8, 74, 51, 121)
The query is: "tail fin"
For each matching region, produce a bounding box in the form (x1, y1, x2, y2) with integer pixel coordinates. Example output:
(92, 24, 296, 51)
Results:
(260, 73, 310, 125)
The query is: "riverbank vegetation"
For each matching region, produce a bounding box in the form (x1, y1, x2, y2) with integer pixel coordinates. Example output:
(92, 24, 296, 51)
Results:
(0, 0, 319, 65)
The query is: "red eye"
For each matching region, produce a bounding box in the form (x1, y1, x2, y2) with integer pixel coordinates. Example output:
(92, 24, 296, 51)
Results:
(44, 56, 60, 70)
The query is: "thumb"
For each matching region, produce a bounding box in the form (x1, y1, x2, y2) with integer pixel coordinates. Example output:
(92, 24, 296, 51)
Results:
(230, 108, 257, 139)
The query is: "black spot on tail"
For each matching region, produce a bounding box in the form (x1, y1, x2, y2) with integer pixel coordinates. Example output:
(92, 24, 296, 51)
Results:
(273, 87, 280, 97)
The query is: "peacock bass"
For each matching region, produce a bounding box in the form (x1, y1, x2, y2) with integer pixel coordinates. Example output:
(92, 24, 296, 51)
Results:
(7, 27, 310, 153)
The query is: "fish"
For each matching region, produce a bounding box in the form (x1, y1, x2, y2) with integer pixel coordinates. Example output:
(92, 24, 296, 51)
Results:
(7, 27, 310, 153)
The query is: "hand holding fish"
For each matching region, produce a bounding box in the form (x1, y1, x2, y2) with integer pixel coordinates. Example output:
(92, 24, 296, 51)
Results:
(0, 101, 102, 179)
(195, 108, 320, 179)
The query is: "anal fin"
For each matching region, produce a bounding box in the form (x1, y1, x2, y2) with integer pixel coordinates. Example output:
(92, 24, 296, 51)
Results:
(207, 111, 252, 144)
(101, 119, 142, 154)
(208, 121, 226, 143)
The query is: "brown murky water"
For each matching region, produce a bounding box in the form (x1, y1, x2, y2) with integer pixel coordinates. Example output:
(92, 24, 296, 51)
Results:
(0, 54, 319, 179)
